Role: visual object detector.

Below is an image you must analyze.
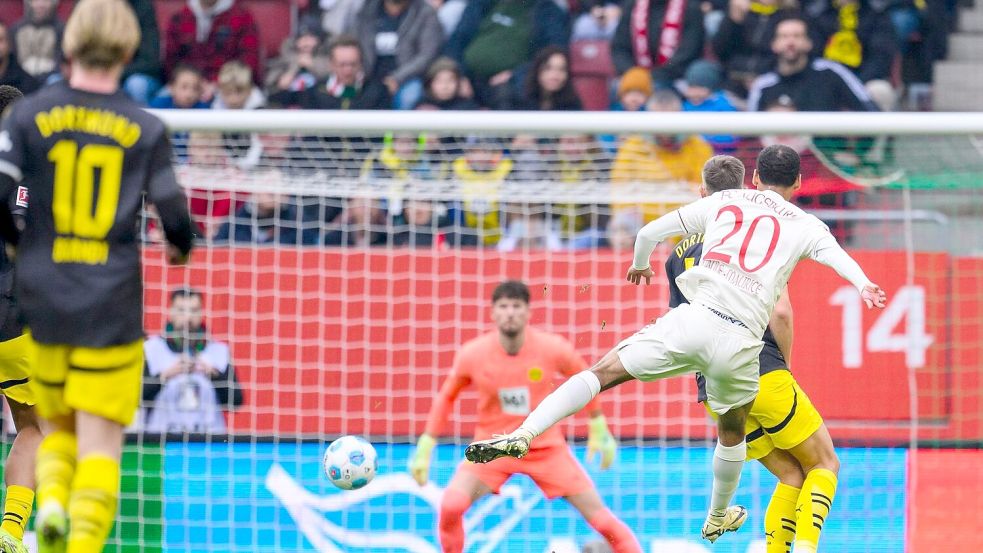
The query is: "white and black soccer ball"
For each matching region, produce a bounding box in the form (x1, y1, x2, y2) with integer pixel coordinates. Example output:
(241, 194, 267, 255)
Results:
(323, 435, 378, 490)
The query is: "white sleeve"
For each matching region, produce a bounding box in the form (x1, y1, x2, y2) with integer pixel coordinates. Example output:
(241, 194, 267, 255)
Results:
(808, 231, 872, 291)
(631, 211, 688, 270)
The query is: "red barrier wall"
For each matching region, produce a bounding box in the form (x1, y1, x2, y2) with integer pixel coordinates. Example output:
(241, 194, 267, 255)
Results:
(142, 248, 982, 443)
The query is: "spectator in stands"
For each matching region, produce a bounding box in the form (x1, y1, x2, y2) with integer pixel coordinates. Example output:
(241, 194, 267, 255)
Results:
(151, 65, 210, 163)
(414, 57, 478, 110)
(274, 35, 391, 110)
(9, 0, 63, 82)
(610, 90, 712, 221)
(165, 0, 261, 86)
(552, 133, 611, 249)
(681, 60, 738, 151)
(611, 0, 705, 87)
(361, 132, 433, 181)
(599, 66, 652, 152)
(444, 0, 570, 107)
(571, 0, 621, 42)
(805, 0, 897, 85)
(712, 0, 792, 97)
(748, 12, 879, 111)
(214, 192, 312, 245)
(212, 61, 266, 170)
(501, 46, 582, 111)
(605, 209, 642, 250)
(301, 0, 365, 38)
(390, 197, 448, 247)
(265, 22, 332, 95)
(323, 196, 390, 246)
(122, 0, 163, 105)
(353, 0, 443, 110)
(0, 23, 39, 94)
(142, 288, 243, 434)
(448, 135, 513, 246)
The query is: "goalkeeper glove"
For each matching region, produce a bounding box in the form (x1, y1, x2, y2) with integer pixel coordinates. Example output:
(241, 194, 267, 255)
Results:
(586, 415, 617, 470)
(409, 434, 436, 486)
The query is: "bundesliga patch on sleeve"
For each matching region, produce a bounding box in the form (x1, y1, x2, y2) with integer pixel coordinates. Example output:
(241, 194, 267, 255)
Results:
(15, 186, 28, 208)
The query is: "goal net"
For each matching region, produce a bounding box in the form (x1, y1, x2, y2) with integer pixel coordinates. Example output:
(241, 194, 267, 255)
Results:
(74, 111, 983, 552)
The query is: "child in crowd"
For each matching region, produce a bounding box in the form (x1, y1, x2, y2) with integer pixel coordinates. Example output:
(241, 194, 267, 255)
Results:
(680, 59, 738, 151)
(414, 57, 478, 110)
(212, 61, 267, 170)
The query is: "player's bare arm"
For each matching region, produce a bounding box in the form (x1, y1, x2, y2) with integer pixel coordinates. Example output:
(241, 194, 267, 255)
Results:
(769, 287, 794, 362)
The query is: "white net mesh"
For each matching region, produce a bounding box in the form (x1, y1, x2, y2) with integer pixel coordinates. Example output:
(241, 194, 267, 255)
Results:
(90, 111, 983, 552)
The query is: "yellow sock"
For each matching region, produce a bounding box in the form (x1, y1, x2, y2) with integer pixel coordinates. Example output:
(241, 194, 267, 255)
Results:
(764, 482, 799, 553)
(794, 468, 838, 553)
(67, 455, 120, 553)
(0, 485, 34, 540)
(36, 431, 77, 511)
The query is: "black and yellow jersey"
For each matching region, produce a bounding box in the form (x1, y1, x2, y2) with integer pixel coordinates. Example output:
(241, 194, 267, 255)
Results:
(664, 233, 788, 402)
(0, 82, 194, 347)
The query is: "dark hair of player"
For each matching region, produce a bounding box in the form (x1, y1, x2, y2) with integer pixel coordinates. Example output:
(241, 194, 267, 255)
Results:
(756, 144, 801, 187)
(702, 155, 745, 193)
(492, 280, 530, 305)
(0, 85, 24, 116)
(170, 287, 203, 302)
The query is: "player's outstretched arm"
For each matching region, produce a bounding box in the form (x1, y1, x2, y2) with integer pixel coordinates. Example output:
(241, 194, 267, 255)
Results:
(810, 234, 887, 309)
(410, 373, 469, 486)
(628, 210, 689, 284)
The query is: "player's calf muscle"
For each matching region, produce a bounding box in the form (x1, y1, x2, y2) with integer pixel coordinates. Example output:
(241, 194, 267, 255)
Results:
(591, 351, 634, 391)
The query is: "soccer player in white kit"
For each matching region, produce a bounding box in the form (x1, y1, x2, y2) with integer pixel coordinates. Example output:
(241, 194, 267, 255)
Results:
(465, 145, 887, 544)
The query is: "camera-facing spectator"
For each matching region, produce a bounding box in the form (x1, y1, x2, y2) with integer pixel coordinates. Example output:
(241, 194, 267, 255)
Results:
(214, 192, 314, 245)
(502, 46, 582, 111)
(414, 57, 478, 110)
(611, 0, 705, 87)
(273, 35, 392, 110)
(212, 61, 267, 170)
(391, 197, 448, 247)
(323, 196, 390, 246)
(748, 12, 879, 111)
(712, 0, 793, 96)
(165, 0, 261, 86)
(443, 0, 570, 107)
(0, 23, 39, 94)
(448, 135, 513, 246)
(122, 0, 164, 104)
(142, 288, 244, 434)
(265, 22, 332, 95)
(151, 64, 209, 109)
(353, 0, 444, 109)
(9, 0, 64, 82)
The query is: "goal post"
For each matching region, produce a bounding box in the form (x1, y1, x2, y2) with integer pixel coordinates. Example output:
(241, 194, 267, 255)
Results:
(93, 110, 983, 552)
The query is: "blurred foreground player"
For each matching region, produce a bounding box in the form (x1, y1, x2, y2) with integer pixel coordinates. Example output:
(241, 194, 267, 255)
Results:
(0, 1, 196, 551)
(0, 85, 45, 553)
(466, 146, 885, 544)
(409, 280, 640, 553)
(664, 155, 840, 553)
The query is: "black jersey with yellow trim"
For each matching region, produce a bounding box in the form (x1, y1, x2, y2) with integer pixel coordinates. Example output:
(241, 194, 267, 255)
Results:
(0, 82, 194, 347)
(664, 233, 788, 403)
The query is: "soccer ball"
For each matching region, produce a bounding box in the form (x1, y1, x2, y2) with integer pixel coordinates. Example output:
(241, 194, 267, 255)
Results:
(323, 435, 378, 490)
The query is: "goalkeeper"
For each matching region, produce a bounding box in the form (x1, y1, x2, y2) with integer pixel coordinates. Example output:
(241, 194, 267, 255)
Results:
(664, 155, 840, 553)
(409, 280, 640, 553)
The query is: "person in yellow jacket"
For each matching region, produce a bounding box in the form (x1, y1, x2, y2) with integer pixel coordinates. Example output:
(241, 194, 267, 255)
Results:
(450, 136, 513, 247)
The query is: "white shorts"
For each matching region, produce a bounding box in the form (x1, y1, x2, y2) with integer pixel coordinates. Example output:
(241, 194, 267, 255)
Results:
(615, 302, 763, 415)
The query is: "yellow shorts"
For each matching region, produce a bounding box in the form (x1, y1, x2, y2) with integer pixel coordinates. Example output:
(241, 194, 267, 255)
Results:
(705, 370, 824, 461)
(0, 333, 36, 406)
(30, 340, 144, 426)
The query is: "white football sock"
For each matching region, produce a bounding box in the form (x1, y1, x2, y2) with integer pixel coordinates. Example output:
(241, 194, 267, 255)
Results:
(516, 371, 601, 440)
(709, 441, 746, 517)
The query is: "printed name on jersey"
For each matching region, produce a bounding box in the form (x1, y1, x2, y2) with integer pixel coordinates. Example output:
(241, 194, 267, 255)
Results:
(718, 189, 799, 218)
(701, 259, 765, 296)
(673, 233, 703, 258)
(498, 386, 531, 415)
(15, 186, 28, 208)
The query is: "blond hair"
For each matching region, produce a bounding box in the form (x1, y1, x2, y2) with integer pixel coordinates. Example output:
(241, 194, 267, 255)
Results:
(63, 0, 140, 70)
(217, 61, 253, 90)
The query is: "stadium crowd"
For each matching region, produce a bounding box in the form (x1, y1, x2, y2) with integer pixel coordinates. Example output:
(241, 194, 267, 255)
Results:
(0, 0, 955, 248)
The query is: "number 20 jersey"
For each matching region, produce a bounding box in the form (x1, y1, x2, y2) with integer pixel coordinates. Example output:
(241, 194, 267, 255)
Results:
(673, 188, 843, 338)
(0, 82, 187, 347)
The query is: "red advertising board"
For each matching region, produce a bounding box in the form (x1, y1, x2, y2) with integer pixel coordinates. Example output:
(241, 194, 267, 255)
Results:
(142, 248, 982, 442)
